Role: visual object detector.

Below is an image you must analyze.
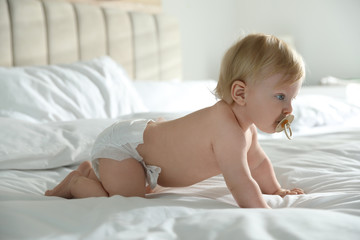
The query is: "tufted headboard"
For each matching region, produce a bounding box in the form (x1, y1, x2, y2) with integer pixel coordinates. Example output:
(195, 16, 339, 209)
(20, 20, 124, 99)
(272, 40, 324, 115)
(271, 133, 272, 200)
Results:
(0, 0, 181, 81)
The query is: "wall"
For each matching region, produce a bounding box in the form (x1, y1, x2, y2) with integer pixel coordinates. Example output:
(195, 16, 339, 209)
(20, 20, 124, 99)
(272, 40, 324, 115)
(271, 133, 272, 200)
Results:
(163, 0, 360, 85)
(162, 0, 242, 82)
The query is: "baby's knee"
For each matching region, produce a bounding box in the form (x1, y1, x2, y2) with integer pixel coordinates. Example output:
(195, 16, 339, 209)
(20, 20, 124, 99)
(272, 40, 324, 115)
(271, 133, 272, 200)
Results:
(68, 171, 83, 185)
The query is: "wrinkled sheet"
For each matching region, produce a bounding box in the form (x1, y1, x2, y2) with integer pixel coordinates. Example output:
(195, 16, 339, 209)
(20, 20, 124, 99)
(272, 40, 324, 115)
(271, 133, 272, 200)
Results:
(1, 113, 360, 240)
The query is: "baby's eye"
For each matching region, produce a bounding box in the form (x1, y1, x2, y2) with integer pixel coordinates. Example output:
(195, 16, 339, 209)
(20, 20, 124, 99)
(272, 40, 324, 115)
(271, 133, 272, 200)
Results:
(276, 94, 285, 100)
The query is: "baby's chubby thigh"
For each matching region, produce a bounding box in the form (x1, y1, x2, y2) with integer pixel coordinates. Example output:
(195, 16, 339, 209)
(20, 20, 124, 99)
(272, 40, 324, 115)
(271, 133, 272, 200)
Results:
(98, 158, 147, 198)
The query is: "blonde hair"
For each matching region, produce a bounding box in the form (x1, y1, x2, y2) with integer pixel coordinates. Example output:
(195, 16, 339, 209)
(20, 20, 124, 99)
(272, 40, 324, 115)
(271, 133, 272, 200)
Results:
(215, 33, 305, 103)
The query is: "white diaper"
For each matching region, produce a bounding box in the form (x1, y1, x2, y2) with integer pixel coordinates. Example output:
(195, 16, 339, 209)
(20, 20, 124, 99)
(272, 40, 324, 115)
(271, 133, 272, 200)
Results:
(91, 119, 161, 189)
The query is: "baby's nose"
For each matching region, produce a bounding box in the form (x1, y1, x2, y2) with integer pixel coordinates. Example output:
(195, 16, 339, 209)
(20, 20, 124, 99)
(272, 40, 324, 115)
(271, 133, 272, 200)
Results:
(283, 102, 293, 115)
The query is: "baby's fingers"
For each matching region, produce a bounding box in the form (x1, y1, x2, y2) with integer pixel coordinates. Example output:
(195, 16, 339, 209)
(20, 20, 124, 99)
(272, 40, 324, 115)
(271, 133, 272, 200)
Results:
(289, 188, 304, 195)
(277, 189, 290, 197)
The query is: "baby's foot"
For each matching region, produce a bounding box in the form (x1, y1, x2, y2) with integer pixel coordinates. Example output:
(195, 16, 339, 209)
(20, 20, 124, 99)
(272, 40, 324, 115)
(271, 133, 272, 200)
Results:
(45, 171, 81, 198)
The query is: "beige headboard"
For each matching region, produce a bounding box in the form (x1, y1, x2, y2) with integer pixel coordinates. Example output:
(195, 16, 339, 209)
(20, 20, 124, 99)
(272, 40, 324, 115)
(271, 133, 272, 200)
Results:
(0, 0, 181, 81)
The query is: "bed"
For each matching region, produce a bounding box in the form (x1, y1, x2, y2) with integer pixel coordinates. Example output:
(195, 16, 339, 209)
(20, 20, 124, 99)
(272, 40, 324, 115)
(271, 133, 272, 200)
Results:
(1, 0, 360, 239)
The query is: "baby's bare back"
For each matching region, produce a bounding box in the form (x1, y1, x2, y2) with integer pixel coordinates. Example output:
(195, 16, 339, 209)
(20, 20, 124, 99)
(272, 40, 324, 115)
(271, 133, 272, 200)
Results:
(137, 104, 224, 187)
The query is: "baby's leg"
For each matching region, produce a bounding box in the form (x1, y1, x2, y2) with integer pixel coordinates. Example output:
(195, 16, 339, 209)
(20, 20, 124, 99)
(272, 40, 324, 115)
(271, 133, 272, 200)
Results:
(69, 173, 108, 198)
(45, 171, 82, 198)
(45, 161, 108, 198)
(99, 158, 147, 198)
(77, 161, 99, 181)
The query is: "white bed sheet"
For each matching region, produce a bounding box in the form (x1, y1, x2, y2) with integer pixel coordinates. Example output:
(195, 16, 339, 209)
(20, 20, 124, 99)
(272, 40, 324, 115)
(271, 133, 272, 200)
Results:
(1, 61, 360, 240)
(1, 112, 360, 240)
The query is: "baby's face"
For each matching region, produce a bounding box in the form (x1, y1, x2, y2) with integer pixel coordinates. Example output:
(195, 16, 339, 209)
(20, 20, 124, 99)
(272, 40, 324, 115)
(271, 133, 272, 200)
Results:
(244, 74, 301, 134)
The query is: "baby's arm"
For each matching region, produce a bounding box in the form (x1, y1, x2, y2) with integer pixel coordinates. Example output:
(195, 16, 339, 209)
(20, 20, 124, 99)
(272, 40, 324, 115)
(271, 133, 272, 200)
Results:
(248, 145, 282, 195)
(250, 149, 304, 197)
(221, 162, 271, 208)
(247, 128, 304, 196)
(213, 128, 270, 208)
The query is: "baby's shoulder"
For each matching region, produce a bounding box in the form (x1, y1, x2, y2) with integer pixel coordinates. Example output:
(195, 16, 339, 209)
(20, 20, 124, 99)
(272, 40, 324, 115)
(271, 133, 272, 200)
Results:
(211, 101, 235, 119)
(208, 103, 248, 150)
(210, 102, 246, 134)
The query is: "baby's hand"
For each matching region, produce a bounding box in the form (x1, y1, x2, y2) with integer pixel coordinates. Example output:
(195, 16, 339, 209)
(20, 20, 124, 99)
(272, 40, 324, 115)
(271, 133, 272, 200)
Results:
(274, 188, 304, 198)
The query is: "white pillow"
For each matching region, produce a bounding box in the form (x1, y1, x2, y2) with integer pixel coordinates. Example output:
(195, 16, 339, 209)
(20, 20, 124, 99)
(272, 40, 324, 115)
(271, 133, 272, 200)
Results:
(133, 80, 218, 112)
(292, 95, 360, 130)
(0, 56, 148, 122)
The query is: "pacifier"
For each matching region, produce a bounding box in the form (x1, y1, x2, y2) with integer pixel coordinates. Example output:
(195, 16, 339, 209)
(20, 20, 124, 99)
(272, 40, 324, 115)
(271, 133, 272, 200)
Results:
(275, 114, 294, 140)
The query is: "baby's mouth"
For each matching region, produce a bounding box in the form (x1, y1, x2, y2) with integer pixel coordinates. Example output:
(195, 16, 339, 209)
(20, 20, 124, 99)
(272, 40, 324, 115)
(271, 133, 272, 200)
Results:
(275, 116, 286, 126)
(275, 115, 294, 140)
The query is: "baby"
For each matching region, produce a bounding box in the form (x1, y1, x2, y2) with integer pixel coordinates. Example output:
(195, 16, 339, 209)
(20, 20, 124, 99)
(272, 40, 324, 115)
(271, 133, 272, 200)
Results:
(45, 33, 305, 208)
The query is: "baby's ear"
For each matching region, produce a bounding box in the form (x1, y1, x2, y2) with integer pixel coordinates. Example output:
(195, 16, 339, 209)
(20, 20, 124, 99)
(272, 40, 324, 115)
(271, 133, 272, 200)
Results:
(231, 80, 247, 106)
